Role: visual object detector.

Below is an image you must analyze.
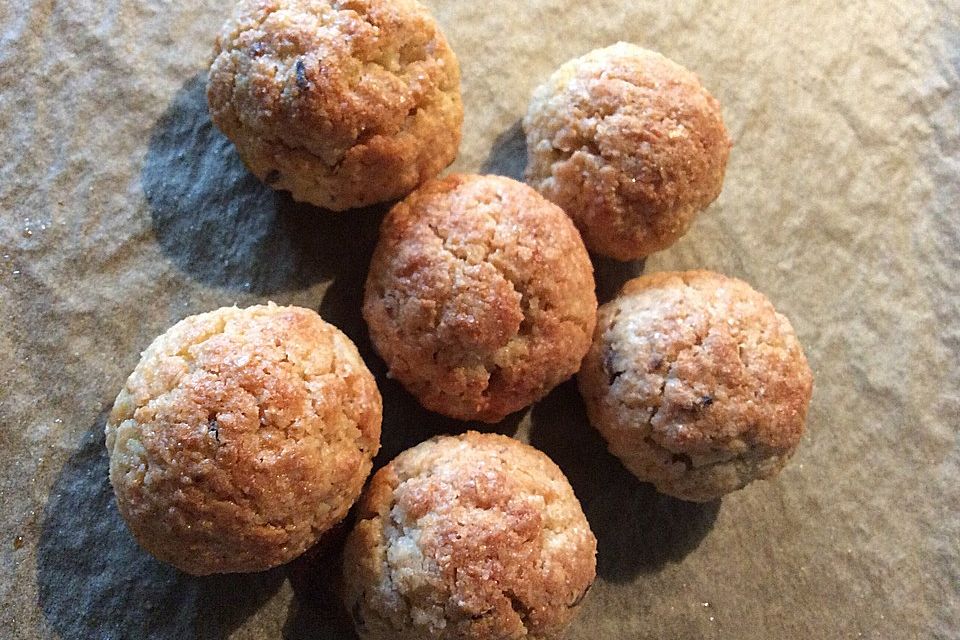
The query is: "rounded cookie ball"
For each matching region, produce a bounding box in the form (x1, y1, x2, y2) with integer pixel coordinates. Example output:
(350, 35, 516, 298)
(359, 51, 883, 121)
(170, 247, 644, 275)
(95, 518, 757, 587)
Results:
(524, 43, 732, 260)
(578, 271, 813, 502)
(207, 0, 463, 210)
(342, 432, 597, 640)
(105, 304, 382, 575)
(363, 174, 597, 423)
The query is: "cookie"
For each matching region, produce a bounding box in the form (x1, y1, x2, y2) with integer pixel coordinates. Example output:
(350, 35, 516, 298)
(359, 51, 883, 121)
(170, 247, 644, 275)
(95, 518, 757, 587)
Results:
(578, 271, 813, 501)
(105, 303, 381, 574)
(207, 0, 463, 210)
(363, 174, 597, 423)
(342, 431, 596, 640)
(524, 43, 731, 260)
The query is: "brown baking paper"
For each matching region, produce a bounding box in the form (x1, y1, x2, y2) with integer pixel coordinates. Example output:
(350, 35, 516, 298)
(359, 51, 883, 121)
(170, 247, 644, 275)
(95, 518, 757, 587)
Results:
(1, 1, 958, 638)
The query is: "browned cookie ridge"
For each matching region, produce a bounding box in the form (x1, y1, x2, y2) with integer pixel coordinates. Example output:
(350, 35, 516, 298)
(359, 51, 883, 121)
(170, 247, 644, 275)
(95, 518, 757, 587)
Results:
(207, 0, 463, 210)
(342, 432, 597, 640)
(363, 174, 597, 423)
(105, 304, 382, 574)
(524, 43, 732, 260)
(578, 271, 813, 502)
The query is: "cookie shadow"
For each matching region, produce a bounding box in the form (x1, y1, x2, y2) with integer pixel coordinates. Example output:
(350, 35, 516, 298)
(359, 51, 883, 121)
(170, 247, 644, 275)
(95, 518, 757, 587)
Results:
(282, 546, 356, 640)
(481, 119, 527, 181)
(368, 369, 525, 472)
(143, 72, 379, 295)
(36, 413, 285, 639)
(593, 255, 647, 304)
(529, 380, 720, 582)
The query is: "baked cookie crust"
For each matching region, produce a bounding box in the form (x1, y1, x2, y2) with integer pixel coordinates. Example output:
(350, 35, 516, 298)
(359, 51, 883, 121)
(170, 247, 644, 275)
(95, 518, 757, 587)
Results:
(106, 303, 382, 574)
(524, 43, 731, 260)
(342, 432, 597, 640)
(578, 271, 813, 501)
(363, 174, 597, 423)
(207, 0, 463, 210)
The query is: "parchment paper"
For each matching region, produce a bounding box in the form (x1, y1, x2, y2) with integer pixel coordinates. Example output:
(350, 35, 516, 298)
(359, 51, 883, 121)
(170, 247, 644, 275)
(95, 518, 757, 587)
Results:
(1, 1, 958, 638)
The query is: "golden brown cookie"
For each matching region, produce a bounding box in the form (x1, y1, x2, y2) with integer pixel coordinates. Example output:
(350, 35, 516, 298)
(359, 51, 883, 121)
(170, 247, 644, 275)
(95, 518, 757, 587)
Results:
(578, 271, 813, 502)
(207, 0, 463, 210)
(363, 174, 597, 423)
(524, 43, 732, 260)
(342, 431, 597, 640)
(105, 303, 382, 575)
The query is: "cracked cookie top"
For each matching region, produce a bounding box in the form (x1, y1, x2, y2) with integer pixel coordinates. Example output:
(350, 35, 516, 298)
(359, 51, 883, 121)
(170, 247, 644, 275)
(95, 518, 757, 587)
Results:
(523, 42, 731, 260)
(363, 174, 597, 423)
(578, 270, 813, 501)
(342, 431, 596, 640)
(105, 303, 382, 574)
(207, 0, 462, 210)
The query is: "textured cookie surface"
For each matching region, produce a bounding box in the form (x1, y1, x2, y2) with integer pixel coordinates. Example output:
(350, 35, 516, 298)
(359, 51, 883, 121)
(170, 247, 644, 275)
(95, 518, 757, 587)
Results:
(363, 174, 597, 423)
(578, 271, 813, 502)
(524, 42, 731, 260)
(207, 0, 462, 210)
(342, 431, 597, 640)
(105, 304, 382, 575)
